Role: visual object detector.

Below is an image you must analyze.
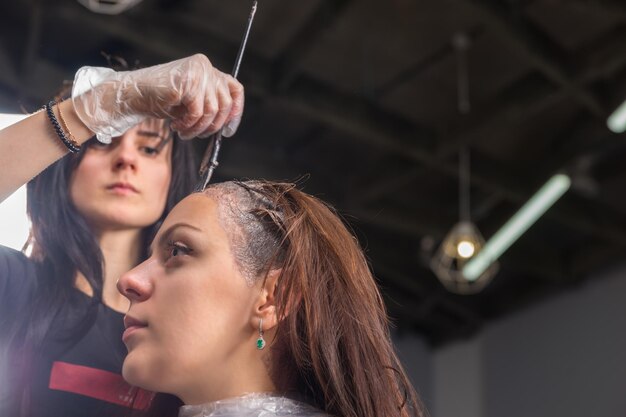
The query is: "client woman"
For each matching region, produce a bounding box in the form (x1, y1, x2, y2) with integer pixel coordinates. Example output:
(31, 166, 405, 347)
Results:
(118, 181, 425, 417)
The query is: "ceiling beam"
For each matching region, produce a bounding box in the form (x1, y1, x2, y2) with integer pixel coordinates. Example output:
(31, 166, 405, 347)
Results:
(216, 141, 575, 285)
(216, 141, 453, 236)
(354, 75, 554, 203)
(568, 242, 626, 280)
(25, 3, 626, 248)
(52, 4, 250, 71)
(359, 31, 626, 213)
(0, 43, 18, 89)
(568, 0, 626, 19)
(273, 0, 354, 91)
(375, 263, 483, 333)
(374, 26, 484, 99)
(436, 30, 626, 161)
(450, 0, 605, 117)
(20, 0, 43, 74)
(0, 59, 69, 111)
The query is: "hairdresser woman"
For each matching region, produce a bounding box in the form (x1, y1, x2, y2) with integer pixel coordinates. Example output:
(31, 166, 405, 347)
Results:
(0, 54, 244, 417)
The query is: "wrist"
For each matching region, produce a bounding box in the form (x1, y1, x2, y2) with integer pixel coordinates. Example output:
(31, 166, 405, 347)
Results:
(59, 99, 95, 144)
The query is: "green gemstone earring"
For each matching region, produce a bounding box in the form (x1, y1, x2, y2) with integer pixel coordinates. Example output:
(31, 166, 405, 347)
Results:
(256, 318, 266, 350)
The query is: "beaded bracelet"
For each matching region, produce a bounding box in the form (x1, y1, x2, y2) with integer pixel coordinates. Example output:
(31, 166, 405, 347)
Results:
(44, 100, 81, 153)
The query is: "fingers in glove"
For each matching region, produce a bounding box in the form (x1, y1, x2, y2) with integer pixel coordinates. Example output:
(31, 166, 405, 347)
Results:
(180, 86, 222, 139)
(199, 82, 234, 138)
(169, 83, 207, 138)
(222, 77, 245, 138)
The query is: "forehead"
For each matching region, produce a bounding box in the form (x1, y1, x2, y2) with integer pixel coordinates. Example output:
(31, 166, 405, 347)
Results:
(137, 118, 168, 133)
(163, 193, 218, 228)
(124, 119, 171, 149)
(157, 193, 235, 250)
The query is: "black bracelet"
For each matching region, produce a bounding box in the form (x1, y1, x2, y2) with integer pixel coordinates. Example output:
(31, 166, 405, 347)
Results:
(44, 100, 81, 153)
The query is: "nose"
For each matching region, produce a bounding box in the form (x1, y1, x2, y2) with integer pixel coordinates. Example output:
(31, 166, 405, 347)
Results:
(117, 259, 156, 302)
(112, 135, 138, 171)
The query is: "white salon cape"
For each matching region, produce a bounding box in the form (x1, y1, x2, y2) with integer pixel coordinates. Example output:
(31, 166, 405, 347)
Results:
(179, 393, 332, 417)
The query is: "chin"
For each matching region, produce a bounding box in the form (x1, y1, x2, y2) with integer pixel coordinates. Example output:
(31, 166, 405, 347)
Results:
(109, 208, 162, 225)
(92, 212, 161, 231)
(123, 355, 155, 391)
(123, 353, 176, 394)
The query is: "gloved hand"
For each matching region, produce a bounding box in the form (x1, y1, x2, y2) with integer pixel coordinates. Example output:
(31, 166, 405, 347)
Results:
(71, 54, 244, 143)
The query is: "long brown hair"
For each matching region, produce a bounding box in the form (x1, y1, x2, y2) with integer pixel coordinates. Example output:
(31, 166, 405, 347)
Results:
(205, 180, 425, 417)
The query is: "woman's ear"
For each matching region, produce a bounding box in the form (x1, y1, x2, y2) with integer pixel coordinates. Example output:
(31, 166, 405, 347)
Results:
(251, 268, 281, 331)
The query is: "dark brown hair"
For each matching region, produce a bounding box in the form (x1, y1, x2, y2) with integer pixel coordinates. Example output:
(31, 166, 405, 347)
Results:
(5, 127, 197, 417)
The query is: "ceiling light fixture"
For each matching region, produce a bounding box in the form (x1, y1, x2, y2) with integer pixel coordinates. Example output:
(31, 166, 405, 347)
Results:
(430, 148, 498, 294)
(430, 33, 498, 294)
(77, 0, 143, 15)
(462, 174, 571, 281)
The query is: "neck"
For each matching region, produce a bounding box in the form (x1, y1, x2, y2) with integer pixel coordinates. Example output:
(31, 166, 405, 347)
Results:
(75, 228, 144, 313)
(181, 342, 278, 405)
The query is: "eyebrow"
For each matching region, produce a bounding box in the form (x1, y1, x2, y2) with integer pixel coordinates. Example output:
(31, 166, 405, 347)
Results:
(137, 130, 165, 140)
(149, 222, 203, 256)
(138, 129, 172, 152)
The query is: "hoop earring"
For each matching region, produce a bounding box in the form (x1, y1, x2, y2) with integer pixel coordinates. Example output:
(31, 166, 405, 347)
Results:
(256, 318, 266, 350)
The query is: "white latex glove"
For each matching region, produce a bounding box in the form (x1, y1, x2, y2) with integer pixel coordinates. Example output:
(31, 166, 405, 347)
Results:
(71, 54, 244, 143)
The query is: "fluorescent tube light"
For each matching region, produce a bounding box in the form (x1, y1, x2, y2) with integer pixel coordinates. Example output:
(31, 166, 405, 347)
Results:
(607, 100, 626, 133)
(462, 174, 571, 281)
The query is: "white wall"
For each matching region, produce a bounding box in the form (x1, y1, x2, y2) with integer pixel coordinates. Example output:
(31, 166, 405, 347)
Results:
(428, 263, 626, 417)
(394, 330, 434, 412)
(483, 264, 626, 417)
(0, 185, 29, 251)
(433, 336, 483, 417)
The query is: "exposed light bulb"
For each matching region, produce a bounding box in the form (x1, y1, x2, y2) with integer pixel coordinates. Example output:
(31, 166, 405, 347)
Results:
(457, 240, 475, 258)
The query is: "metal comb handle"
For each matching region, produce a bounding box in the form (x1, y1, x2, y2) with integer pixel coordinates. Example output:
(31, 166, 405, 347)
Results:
(197, 0, 258, 191)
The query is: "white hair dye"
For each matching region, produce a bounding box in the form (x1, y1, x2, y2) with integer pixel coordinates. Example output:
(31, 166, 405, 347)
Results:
(202, 181, 285, 285)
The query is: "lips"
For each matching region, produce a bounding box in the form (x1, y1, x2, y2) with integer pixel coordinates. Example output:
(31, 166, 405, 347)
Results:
(124, 315, 147, 330)
(107, 182, 139, 193)
(122, 315, 148, 343)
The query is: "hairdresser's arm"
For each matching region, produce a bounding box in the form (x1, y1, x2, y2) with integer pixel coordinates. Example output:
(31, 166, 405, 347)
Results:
(0, 54, 244, 203)
(0, 102, 93, 203)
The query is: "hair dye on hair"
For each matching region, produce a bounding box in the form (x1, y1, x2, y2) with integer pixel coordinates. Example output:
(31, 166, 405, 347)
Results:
(178, 180, 425, 417)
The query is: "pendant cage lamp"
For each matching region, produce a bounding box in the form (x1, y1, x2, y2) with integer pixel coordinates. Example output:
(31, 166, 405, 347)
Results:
(430, 32, 498, 294)
(78, 0, 143, 15)
(430, 221, 497, 294)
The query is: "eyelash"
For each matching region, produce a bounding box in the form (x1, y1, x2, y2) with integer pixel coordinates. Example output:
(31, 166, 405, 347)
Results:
(89, 142, 161, 156)
(140, 146, 160, 156)
(165, 240, 192, 261)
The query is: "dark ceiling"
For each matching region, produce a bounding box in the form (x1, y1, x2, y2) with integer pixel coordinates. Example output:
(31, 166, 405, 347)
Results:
(1, 0, 626, 346)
